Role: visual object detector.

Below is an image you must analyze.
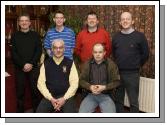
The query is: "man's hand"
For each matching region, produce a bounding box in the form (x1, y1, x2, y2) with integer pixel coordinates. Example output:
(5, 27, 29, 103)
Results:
(90, 85, 106, 95)
(90, 85, 98, 94)
(23, 63, 33, 72)
(50, 98, 58, 110)
(95, 85, 106, 94)
(54, 97, 66, 111)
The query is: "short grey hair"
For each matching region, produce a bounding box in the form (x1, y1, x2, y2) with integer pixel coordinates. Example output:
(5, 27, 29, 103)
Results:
(51, 38, 64, 48)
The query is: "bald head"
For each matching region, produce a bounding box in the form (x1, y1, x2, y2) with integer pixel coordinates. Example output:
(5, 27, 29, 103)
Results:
(93, 43, 105, 51)
(120, 12, 133, 20)
(92, 43, 106, 64)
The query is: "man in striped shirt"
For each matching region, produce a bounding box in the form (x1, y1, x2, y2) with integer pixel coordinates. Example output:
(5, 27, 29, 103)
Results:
(44, 10, 75, 60)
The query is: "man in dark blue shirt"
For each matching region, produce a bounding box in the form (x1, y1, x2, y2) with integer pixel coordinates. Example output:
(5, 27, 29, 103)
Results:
(112, 12, 149, 113)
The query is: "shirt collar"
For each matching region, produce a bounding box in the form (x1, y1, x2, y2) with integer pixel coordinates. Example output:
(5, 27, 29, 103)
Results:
(53, 56, 64, 65)
(86, 26, 99, 33)
(55, 26, 65, 32)
(121, 27, 135, 34)
(90, 58, 107, 65)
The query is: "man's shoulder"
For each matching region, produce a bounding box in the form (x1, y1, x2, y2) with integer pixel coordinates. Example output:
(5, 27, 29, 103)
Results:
(30, 30, 40, 35)
(64, 56, 73, 62)
(106, 58, 116, 65)
(46, 28, 55, 33)
(112, 31, 121, 37)
(64, 26, 75, 33)
(133, 30, 145, 36)
(98, 27, 108, 33)
(77, 28, 87, 34)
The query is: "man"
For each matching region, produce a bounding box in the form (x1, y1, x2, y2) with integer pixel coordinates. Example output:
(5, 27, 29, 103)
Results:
(74, 11, 111, 69)
(79, 43, 120, 113)
(36, 39, 79, 113)
(112, 12, 149, 113)
(11, 13, 42, 112)
(44, 10, 75, 60)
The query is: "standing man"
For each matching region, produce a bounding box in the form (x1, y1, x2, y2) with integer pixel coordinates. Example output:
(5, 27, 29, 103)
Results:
(44, 10, 75, 60)
(36, 39, 79, 113)
(112, 12, 149, 113)
(74, 11, 111, 69)
(79, 43, 120, 113)
(11, 13, 42, 112)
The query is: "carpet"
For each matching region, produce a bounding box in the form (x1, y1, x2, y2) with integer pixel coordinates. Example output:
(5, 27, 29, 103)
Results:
(5, 63, 32, 113)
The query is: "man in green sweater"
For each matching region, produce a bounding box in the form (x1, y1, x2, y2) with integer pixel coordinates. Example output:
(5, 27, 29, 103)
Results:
(79, 43, 120, 113)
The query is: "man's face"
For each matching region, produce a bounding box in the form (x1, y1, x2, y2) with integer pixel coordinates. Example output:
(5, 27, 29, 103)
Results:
(87, 14, 99, 28)
(120, 12, 134, 29)
(18, 16, 31, 30)
(52, 41, 65, 58)
(54, 13, 65, 27)
(93, 45, 106, 63)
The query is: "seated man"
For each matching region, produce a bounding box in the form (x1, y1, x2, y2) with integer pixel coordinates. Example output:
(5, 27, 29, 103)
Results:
(36, 39, 79, 113)
(79, 43, 120, 113)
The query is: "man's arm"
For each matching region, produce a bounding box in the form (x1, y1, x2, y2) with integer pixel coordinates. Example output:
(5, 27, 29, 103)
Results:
(63, 62, 79, 100)
(79, 61, 92, 90)
(140, 33, 149, 66)
(104, 31, 112, 57)
(43, 31, 52, 57)
(105, 60, 120, 90)
(11, 33, 26, 68)
(74, 32, 82, 58)
(30, 32, 42, 65)
(37, 63, 53, 101)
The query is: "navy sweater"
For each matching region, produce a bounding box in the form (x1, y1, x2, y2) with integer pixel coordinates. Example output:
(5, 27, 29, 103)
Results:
(112, 30, 149, 72)
(44, 57, 73, 97)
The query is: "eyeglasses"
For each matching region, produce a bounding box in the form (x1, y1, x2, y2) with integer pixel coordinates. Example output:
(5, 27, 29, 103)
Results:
(55, 17, 64, 20)
(53, 46, 64, 50)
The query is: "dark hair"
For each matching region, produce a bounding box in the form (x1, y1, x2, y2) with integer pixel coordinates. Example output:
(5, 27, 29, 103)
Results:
(86, 11, 98, 19)
(53, 10, 64, 17)
(18, 13, 30, 21)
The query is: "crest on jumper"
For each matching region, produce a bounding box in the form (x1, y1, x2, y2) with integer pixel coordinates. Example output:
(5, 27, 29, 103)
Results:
(63, 66, 67, 73)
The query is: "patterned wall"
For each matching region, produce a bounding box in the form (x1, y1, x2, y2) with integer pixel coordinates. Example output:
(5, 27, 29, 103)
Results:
(58, 5, 155, 78)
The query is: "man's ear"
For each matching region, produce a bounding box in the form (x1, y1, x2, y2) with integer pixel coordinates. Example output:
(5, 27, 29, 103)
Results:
(97, 20, 99, 24)
(119, 21, 122, 26)
(104, 51, 106, 56)
(63, 18, 66, 23)
(132, 20, 134, 25)
(53, 18, 55, 22)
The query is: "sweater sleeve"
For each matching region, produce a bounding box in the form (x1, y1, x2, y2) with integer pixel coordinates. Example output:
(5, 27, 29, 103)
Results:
(79, 61, 92, 90)
(29, 32, 42, 65)
(104, 31, 112, 57)
(105, 60, 120, 90)
(63, 62, 79, 100)
(37, 63, 53, 101)
(44, 30, 51, 49)
(11, 33, 26, 68)
(140, 33, 149, 66)
(74, 32, 82, 58)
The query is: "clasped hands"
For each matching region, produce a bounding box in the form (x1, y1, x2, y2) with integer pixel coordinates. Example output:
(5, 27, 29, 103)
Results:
(90, 85, 106, 95)
(50, 97, 66, 111)
(23, 63, 33, 72)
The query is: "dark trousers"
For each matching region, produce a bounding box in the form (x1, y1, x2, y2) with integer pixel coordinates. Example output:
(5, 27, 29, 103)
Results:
(15, 66, 41, 113)
(36, 96, 77, 113)
(115, 72, 140, 113)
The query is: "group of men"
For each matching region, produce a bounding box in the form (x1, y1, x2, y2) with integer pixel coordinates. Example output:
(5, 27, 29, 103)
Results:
(11, 10, 149, 113)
